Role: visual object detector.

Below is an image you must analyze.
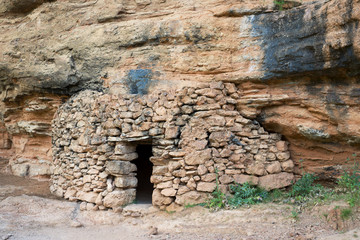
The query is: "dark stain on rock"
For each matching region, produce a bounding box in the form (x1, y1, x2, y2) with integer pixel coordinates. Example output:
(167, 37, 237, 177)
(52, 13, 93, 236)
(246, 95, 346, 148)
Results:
(250, 0, 360, 80)
(125, 68, 153, 95)
(184, 26, 212, 44)
(325, 89, 348, 119)
(119, 24, 212, 50)
(305, 78, 324, 95)
(350, 88, 360, 98)
(256, 111, 267, 125)
(1, 0, 56, 14)
(326, 91, 345, 105)
(250, 3, 328, 79)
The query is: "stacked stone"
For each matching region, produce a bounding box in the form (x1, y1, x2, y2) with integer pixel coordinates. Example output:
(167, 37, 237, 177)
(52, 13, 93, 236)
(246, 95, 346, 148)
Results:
(51, 82, 295, 211)
(51, 91, 104, 210)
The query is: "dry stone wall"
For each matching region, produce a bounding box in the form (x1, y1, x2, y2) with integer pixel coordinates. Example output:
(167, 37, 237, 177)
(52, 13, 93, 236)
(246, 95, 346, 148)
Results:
(51, 82, 295, 211)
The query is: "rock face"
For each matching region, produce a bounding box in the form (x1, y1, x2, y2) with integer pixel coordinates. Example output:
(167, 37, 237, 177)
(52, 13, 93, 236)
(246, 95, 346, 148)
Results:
(0, 93, 65, 178)
(0, 0, 359, 180)
(51, 83, 295, 209)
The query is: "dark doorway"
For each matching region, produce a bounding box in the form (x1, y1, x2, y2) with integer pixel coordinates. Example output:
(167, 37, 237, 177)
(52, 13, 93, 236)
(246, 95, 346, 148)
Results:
(132, 144, 153, 203)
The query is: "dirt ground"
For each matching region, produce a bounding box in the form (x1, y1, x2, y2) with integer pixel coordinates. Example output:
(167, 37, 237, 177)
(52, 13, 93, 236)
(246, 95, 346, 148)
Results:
(0, 173, 360, 240)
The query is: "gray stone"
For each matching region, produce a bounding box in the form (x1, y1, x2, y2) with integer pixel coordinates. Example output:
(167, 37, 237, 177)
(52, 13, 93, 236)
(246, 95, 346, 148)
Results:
(105, 161, 137, 175)
(11, 164, 29, 177)
(114, 176, 138, 188)
(114, 142, 136, 154)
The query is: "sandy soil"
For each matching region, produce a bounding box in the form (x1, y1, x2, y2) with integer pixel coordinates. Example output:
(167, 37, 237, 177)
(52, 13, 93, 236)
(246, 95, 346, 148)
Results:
(0, 173, 359, 240)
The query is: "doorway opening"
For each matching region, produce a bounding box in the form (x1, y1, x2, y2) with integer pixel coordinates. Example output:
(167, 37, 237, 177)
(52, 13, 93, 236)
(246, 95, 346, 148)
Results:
(132, 144, 153, 204)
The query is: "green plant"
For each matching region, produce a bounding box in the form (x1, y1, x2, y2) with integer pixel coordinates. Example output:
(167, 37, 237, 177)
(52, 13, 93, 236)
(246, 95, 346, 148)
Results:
(184, 203, 200, 209)
(305, 185, 336, 205)
(204, 181, 269, 211)
(337, 153, 360, 207)
(274, 0, 285, 10)
(298, 159, 305, 173)
(340, 208, 352, 220)
(204, 169, 228, 211)
(291, 208, 299, 220)
(289, 173, 317, 198)
(205, 186, 227, 210)
(227, 182, 268, 207)
(267, 188, 286, 202)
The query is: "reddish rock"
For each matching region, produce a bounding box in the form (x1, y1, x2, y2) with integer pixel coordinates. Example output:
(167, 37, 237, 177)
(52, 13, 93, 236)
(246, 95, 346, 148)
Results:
(165, 126, 180, 139)
(258, 173, 294, 190)
(197, 165, 208, 175)
(276, 141, 288, 152)
(175, 191, 207, 205)
(233, 174, 259, 185)
(219, 174, 234, 184)
(196, 182, 217, 192)
(76, 191, 98, 204)
(165, 203, 184, 212)
(266, 161, 282, 174)
(161, 188, 177, 197)
(184, 149, 212, 165)
(152, 189, 173, 206)
(281, 160, 295, 172)
(246, 163, 266, 176)
(201, 173, 217, 182)
(177, 186, 191, 195)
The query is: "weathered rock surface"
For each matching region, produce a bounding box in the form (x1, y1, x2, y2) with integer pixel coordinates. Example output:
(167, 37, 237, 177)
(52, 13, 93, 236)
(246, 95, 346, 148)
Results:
(0, 0, 54, 14)
(0, 94, 65, 178)
(0, 0, 359, 180)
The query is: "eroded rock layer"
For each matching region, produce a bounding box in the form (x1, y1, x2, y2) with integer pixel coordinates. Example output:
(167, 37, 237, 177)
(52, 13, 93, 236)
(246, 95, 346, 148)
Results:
(51, 83, 294, 210)
(0, 93, 66, 178)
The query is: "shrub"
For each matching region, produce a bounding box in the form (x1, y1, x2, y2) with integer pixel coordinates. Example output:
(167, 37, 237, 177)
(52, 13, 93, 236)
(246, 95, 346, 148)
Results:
(288, 173, 317, 197)
(227, 182, 268, 207)
(274, 0, 285, 10)
(205, 185, 227, 210)
(340, 208, 353, 220)
(204, 182, 268, 211)
(337, 154, 360, 207)
(203, 169, 227, 210)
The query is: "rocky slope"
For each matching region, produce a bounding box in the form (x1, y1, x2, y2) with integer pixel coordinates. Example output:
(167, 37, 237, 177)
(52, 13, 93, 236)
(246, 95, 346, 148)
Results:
(0, 0, 359, 179)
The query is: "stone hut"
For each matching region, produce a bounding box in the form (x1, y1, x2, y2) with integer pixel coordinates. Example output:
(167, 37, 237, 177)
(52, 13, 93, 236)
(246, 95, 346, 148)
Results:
(51, 82, 295, 211)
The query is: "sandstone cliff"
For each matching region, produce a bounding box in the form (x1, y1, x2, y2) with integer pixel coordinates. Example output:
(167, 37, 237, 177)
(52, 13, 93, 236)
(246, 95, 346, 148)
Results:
(0, 0, 359, 179)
